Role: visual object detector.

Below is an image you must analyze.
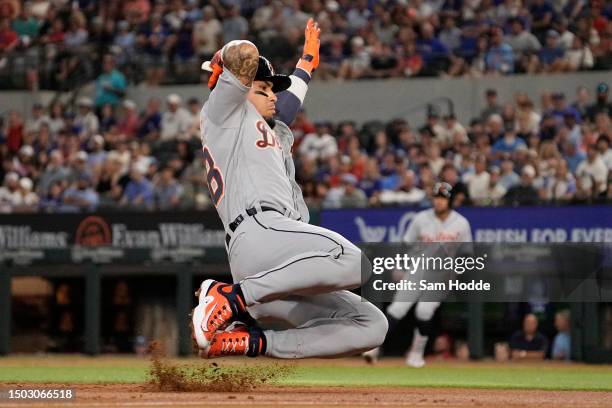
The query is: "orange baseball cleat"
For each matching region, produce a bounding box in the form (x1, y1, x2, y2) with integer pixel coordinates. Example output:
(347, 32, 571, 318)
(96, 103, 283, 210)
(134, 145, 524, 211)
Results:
(191, 279, 247, 349)
(200, 325, 267, 358)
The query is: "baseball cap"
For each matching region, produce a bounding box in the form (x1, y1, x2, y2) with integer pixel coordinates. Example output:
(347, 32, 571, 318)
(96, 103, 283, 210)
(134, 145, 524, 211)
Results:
(546, 29, 560, 39)
(76, 151, 88, 161)
(77, 97, 94, 107)
(167, 94, 182, 105)
(341, 173, 358, 186)
(522, 164, 536, 178)
(123, 99, 137, 110)
(597, 82, 609, 94)
(5, 172, 18, 183)
(19, 177, 33, 191)
(19, 145, 34, 157)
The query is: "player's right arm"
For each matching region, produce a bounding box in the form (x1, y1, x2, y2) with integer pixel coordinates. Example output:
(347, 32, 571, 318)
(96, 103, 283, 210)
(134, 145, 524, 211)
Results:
(206, 41, 259, 127)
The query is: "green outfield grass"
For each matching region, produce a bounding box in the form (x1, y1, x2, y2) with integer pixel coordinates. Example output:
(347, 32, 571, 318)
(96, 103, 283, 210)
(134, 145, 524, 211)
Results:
(0, 356, 611, 391)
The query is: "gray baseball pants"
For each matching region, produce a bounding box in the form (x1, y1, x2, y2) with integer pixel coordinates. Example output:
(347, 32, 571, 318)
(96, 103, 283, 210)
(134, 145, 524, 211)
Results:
(227, 211, 388, 358)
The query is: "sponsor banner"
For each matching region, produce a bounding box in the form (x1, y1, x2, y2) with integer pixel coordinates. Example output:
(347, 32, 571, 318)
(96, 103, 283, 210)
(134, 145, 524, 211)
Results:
(361, 242, 612, 302)
(0, 211, 225, 250)
(320, 206, 612, 243)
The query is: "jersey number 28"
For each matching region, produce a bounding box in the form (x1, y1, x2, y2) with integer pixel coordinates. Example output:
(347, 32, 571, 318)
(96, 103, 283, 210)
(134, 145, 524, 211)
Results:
(203, 146, 224, 206)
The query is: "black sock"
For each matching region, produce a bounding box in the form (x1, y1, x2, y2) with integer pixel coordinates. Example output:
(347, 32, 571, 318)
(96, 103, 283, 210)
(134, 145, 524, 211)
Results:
(386, 314, 400, 335)
(233, 284, 246, 310)
(247, 326, 266, 357)
(415, 319, 433, 337)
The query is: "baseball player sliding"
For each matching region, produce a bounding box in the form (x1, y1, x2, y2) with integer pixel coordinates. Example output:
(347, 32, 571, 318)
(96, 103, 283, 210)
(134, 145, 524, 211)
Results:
(191, 20, 387, 359)
(363, 182, 473, 367)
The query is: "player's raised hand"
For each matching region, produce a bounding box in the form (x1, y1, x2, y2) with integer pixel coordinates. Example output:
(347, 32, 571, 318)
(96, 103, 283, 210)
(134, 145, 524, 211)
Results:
(297, 18, 320, 75)
(201, 49, 224, 90)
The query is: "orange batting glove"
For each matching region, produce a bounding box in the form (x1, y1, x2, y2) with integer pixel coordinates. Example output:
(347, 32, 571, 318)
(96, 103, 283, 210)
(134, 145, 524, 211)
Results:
(202, 49, 224, 90)
(296, 18, 320, 75)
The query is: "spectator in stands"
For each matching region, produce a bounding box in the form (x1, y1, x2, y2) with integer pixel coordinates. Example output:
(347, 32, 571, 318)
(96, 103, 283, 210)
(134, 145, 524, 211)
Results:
(492, 130, 527, 155)
(572, 86, 591, 119)
(25, 103, 50, 134)
(138, 97, 162, 140)
(587, 83, 612, 122)
(575, 144, 608, 200)
(16, 177, 38, 212)
(467, 155, 491, 205)
(542, 159, 576, 202)
(299, 122, 338, 161)
(379, 169, 425, 205)
(509, 313, 548, 360)
(529, 0, 556, 43)
(338, 36, 370, 80)
(37, 149, 70, 196)
(0, 17, 18, 65)
(563, 36, 594, 72)
(478, 167, 507, 206)
(160, 94, 191, 141)
(74, 97, 99, 139)
(336, 173, 367, 208)
(485, 27, 515, 75)
(439, 16, 461, 53)
(535, 30, 565, 73)
(0, 172, 20, 213)
(504, 164, 539, 206)
(61, 173, 99, 212)
(506, 17, 541, 73)
(118, 100, 139, 138)
(120, 164, 153, 210)
(222, 4, 248, 44)
(95, 54, 126, 108)
(597, 134, 612, 169)
(551, 310, 571, 360)
(186, 97, 201, 140)
(154, 166, 182, 210)
(5, 110, 24, 154)
(480, 89, 502, 122)
(193, 5, 221, 62)
(416, 21, 450, 76)
(439, 163, 469, 207)
(39, 181, 64, 213)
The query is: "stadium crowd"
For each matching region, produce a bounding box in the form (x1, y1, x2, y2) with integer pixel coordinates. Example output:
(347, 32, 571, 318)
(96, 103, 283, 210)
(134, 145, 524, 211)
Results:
(0, 0, 610, 89)
(0, 81, 610, 213)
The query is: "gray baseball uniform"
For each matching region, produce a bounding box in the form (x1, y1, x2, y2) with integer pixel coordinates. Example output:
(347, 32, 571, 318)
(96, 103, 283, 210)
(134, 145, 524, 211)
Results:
(387, 208, 473, 321)
(200, 68, 386, 358)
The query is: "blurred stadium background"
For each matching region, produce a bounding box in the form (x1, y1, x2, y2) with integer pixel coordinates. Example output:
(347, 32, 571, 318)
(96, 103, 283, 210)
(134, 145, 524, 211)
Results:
(0, 0, 610, 366)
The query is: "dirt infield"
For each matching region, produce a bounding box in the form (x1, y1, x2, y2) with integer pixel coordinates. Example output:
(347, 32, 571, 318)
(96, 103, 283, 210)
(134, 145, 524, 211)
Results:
(1, 384, 612, 408)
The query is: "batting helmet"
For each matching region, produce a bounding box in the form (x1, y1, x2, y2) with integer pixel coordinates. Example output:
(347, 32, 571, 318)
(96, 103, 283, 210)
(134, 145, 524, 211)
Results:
(433, 182, 453, 207)
(254, 56, 291, 93)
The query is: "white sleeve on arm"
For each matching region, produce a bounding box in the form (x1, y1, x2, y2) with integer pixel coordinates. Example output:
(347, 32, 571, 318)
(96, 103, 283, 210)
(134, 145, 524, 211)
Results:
(461, 218, 473, 242)
(403, 213, 421, 242)
(207, 69, 249, 128)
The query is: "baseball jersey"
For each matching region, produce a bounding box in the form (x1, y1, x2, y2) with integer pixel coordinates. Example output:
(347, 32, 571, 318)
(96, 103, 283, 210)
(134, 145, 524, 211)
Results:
(200, 69, 301, 230)
(403, 209, 472, 243)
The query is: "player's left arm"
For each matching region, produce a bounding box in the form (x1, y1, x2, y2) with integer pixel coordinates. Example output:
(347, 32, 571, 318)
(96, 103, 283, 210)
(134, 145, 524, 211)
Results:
(460, 219, 473, 242)
(275, 18, 320, 126)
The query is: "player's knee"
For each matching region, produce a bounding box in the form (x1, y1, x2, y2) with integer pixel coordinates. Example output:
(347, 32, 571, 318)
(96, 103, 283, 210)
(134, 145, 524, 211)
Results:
(356, 303, 388, 349)
(333, 246, 363, 288)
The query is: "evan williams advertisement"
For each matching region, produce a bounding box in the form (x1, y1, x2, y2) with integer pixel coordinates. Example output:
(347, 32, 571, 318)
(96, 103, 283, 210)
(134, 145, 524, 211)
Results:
(0, 212, 225, 250)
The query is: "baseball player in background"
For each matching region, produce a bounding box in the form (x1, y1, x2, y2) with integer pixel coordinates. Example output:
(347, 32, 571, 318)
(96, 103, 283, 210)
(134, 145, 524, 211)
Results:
(363, 182, 473, 367)
(191, 20, 387, 359)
